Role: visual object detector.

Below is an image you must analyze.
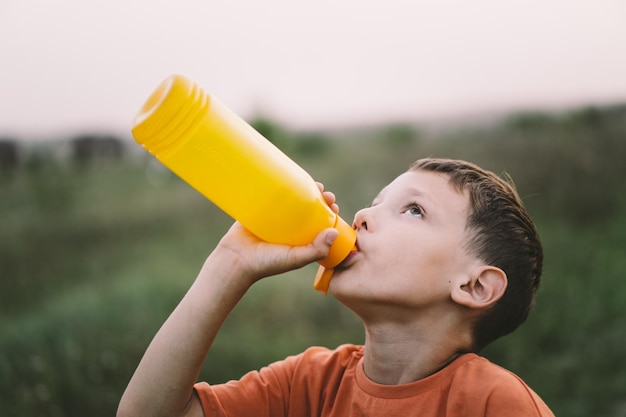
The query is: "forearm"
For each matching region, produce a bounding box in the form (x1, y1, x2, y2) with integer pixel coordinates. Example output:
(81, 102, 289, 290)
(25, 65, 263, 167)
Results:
(117, 219, 338, 417)
(118, 252, 251, 417)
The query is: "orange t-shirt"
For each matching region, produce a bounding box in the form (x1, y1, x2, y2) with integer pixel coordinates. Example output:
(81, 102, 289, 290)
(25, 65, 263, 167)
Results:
(194, 344, 554, 417)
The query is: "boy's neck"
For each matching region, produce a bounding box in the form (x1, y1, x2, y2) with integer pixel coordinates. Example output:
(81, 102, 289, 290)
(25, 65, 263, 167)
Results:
(361, 320, 472, 385)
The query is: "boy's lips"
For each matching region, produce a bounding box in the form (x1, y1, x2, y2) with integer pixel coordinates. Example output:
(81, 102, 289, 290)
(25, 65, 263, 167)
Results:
(336, 240, 360, 269)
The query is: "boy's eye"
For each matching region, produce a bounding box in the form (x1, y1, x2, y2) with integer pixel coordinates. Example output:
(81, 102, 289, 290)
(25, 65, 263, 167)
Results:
(404, 203, 424, 218)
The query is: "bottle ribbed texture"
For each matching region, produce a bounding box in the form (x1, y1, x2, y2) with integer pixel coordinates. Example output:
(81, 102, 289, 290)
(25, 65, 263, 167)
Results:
(133, 76, 210, 157)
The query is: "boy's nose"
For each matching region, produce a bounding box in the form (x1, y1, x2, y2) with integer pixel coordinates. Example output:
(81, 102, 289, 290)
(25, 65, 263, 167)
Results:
(353, 208, 369, 231)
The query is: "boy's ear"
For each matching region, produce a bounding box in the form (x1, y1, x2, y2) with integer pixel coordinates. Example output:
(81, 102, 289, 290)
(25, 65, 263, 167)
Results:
(451, 266, 507, 309)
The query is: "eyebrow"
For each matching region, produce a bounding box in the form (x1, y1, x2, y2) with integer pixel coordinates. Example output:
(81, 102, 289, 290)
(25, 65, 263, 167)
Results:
(407, 188, 431, 200)
(370, 186, 433, 207)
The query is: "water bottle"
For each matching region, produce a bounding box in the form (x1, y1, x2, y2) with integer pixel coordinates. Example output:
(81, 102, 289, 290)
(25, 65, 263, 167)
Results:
(131, 75, 356, 294)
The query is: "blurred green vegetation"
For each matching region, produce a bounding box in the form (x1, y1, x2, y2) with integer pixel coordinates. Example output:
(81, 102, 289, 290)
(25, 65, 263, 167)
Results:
(1, 104, 625, 416)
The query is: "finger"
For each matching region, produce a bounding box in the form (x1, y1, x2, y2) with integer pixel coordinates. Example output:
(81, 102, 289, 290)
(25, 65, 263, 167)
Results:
(317, 182, 339, 214)
(307, 228, 339, 260)
(322, 190, 336, 205)
(285, 228, 339, 268)
(322, 192, 339, 214)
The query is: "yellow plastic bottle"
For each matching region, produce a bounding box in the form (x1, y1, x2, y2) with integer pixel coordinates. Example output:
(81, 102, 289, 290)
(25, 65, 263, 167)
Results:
(131, 75, 356, 294)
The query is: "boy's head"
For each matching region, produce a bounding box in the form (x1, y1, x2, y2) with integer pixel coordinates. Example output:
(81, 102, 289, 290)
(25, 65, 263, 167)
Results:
(410, 158, 543, 351)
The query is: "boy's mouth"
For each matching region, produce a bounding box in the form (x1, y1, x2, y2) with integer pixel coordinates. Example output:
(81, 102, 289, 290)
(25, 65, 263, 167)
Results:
(336, 241, 360, 270)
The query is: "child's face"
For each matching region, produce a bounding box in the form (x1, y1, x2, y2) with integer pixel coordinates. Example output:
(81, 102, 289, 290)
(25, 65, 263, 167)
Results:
(331, 169, 478, 312)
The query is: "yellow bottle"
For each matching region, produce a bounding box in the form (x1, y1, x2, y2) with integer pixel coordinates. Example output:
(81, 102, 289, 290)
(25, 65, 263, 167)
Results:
(131, 75, 356, 294)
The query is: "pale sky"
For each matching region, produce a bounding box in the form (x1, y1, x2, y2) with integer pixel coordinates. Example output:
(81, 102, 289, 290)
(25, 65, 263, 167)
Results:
(1, 0, 626, 139)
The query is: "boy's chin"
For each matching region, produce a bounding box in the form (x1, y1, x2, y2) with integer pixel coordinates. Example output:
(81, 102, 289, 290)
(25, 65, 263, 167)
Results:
(327, 270, 364, 298)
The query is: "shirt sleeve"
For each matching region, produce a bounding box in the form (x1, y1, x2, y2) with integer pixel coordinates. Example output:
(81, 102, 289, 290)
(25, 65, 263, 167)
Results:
(447, 357, 555, 417)
(194, 353, 300, 417)
(483, 376, 555, 417)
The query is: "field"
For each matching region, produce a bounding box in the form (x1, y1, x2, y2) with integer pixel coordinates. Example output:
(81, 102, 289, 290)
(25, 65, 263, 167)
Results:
(1, 105, 625, 416)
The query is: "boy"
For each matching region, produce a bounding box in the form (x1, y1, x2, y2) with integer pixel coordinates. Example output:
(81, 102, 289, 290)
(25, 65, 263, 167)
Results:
(118, 158, 554, 417)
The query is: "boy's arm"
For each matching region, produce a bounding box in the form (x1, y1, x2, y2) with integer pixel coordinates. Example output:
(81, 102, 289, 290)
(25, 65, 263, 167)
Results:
(117, 221, 339, 417)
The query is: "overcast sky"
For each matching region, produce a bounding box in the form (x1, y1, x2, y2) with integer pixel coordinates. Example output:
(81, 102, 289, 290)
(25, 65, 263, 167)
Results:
(2, 0, 626, 139)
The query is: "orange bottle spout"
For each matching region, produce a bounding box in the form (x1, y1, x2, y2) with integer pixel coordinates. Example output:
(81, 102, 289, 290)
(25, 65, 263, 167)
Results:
(313, 266, 334, 295)
(313, 216, 357, 294)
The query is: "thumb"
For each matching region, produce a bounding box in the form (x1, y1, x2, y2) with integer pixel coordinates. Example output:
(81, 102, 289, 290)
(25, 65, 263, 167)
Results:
(320, 228, 339, 248)
(275, 228, 339, 274)
(299, 228, 339, 264)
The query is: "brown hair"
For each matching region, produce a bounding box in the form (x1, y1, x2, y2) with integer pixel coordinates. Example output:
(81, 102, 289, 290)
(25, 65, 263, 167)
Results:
(410, 158, 543, 351)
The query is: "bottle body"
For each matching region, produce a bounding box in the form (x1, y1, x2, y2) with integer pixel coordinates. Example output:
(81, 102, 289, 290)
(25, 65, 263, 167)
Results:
(132, 75, 355, 292)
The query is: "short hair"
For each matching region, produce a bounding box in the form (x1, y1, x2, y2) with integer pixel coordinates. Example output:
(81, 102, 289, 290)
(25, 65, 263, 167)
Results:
(410, 158, 543, 351)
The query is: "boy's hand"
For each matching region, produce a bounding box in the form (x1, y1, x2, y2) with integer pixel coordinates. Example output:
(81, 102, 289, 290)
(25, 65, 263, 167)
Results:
(210, 182, 340, 286)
